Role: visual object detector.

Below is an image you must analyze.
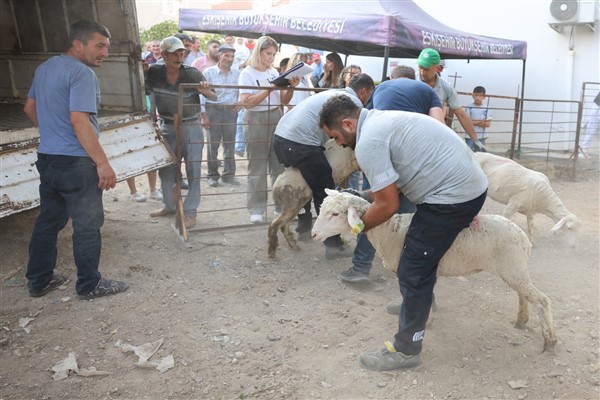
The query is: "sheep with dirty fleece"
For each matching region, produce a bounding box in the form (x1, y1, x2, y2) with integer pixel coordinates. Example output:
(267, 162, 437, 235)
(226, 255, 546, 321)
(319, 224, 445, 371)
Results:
(311, 189, 557, 353)
(268, 139, 359, 258)
(474, 152, 580, 239)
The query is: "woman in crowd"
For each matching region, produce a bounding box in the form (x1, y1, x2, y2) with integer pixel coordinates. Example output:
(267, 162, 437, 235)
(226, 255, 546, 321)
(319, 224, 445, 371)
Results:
(317, 52, 343, 88)
(238, 36, 298, 223)
(337, 64, 362, 88)
(288, 52, 313, 108)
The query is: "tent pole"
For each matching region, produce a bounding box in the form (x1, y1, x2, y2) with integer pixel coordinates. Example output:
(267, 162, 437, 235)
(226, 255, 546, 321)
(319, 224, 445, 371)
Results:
(517, 59, 527, 157)
(382, 46, 390, 81)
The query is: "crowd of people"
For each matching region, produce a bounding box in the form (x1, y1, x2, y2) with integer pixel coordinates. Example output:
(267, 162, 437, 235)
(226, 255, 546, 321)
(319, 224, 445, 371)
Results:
(25, 20, 506, 373)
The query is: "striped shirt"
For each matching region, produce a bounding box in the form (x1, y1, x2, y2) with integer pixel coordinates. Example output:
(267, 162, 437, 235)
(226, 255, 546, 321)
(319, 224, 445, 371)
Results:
(145, 64, 207, 121)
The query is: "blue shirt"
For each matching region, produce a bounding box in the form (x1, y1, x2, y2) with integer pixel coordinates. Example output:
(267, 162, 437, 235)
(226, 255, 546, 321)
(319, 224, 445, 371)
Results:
(203, 65, 240, 105)
(28, 54, 100, 157)
(370, 78, 442, 114)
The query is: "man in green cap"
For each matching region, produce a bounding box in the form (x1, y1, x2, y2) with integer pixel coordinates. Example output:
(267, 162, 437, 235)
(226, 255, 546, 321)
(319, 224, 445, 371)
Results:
(417, 48, 486, 152)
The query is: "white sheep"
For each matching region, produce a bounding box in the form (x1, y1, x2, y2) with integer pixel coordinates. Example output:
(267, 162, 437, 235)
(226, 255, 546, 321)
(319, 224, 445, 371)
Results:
(474, 152, 580, 238)
(268, 139, 359, 258)
(311, 189, 557, 353)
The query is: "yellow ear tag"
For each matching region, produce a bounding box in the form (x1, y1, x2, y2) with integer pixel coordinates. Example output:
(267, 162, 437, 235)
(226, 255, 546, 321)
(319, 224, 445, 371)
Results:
(351, 221, 364, 235)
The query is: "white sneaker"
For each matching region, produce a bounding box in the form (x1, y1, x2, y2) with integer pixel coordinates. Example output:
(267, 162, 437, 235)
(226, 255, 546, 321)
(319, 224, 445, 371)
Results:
(150, 190, 163, 200)
(130, 192, 146, 202)
(250, 214, 264, 224)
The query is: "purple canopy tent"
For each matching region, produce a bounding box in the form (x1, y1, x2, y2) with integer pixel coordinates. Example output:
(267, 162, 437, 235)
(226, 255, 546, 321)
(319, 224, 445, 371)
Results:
(179, 0, 527, 80)
(180, 0, 529, 149)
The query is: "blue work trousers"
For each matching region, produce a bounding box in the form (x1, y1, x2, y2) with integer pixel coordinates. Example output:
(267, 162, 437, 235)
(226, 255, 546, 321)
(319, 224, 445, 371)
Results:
(27, 154, 103, 295)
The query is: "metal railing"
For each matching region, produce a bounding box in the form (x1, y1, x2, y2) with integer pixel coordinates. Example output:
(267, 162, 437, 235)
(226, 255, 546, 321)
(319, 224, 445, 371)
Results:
(159, 82, 598, 240)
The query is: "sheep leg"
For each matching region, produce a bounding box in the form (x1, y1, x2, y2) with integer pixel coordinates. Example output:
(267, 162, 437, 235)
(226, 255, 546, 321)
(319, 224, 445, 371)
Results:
(281, 223, 300, 251)
(526, 216, 535, 237)
(534, 293, 557, 354)
(279, 209, 301, 251)
(500, 268, 556, 353)
(267, 218, 282, 259)
(515, 293, 529, 329)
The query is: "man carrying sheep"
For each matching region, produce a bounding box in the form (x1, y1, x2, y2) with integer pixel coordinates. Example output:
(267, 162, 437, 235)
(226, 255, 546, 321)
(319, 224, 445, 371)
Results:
(273, 73, 375, 260)
(319, 95, 488, 372)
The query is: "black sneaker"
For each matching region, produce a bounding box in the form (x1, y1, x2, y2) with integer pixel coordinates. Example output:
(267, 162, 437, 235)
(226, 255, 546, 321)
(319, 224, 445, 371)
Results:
(358, 341, 422, 371)
(339, 267, 370, 283)
(29, 274, 70, 297)
(77, 278, 129, 300)
(297, 230, 312, 241)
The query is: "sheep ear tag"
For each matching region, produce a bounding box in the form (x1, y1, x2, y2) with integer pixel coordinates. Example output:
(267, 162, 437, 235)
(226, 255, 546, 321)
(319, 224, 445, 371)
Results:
(347, 206, 363, 226)
(551, 217, 567, 232)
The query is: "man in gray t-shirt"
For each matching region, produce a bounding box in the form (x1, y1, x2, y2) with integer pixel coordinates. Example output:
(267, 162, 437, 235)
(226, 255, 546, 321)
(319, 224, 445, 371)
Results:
(273, 74, 375, 260)
(319, 95, 487, 372)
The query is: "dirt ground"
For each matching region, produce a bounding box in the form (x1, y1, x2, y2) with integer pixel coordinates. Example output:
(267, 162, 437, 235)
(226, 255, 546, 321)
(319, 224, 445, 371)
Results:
(1, 160, 599, 400)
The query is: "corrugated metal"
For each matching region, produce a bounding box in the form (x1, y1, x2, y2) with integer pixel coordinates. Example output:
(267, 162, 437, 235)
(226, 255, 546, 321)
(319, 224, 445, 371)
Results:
(0, 114, 173, 218)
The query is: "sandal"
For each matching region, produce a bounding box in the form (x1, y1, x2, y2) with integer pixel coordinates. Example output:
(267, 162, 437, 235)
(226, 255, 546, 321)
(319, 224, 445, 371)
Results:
(77, 278, 129, 300)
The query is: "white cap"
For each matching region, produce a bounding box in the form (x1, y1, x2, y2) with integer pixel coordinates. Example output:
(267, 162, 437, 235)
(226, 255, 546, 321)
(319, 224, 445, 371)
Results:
(160, 36, 186, 53)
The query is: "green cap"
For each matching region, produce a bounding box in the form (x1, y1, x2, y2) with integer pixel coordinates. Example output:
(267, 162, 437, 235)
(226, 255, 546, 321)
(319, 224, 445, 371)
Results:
(417, 48, 441, 68)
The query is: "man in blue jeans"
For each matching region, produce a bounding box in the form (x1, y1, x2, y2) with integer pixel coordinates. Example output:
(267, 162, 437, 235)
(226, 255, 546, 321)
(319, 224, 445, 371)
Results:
(319, 95, 487, 371)
(339, 65, 445, 283)
(147, 36, 217, 228)
(24, 20, 129, 299)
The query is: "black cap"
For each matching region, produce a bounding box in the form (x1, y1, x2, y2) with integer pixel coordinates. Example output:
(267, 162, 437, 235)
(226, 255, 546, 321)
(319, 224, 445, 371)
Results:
(218, 45, 236, 53)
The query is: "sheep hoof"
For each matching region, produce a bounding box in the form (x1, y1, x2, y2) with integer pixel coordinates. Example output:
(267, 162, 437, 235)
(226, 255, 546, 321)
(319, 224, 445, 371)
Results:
(542, 341, 556, 355)
(514, 321, 527, 330)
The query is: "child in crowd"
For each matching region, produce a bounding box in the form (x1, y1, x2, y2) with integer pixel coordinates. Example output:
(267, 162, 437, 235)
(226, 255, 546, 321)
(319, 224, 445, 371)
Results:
(464, 86, 492, 151)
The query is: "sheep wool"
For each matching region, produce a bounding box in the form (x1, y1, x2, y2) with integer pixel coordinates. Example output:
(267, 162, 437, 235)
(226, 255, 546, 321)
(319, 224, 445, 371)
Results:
(312, 190, 557, 354)
(475, 152, 580, 239)
(267, 140, 359, 258)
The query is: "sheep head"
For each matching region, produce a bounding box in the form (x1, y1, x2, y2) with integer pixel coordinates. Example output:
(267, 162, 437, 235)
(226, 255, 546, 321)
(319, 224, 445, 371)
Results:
(311, 189, 370, 241)
(551, 213, 580, 232)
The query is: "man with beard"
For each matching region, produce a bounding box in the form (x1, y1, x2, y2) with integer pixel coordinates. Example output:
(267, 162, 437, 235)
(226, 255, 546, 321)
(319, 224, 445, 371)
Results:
(319, 94, 487, 371)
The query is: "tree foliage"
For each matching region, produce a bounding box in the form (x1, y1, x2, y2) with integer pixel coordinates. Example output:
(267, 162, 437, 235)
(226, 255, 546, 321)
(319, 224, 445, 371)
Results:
(139, 20, 178, 45)
(139, 20, 230, 51)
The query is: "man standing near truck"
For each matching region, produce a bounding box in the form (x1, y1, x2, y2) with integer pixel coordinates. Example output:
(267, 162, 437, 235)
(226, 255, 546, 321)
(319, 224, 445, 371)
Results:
(23, 20, 129, 299)
(147, 36, 217, 228)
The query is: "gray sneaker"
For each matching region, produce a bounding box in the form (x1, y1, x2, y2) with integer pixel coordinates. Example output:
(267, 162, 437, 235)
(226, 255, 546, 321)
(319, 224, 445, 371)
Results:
(77, 278, 129, 300)
(325, 245, 352, 260)
(208, 178, 219, 187)
(339, 267, 370, 283)
(358, 342, 422, 372)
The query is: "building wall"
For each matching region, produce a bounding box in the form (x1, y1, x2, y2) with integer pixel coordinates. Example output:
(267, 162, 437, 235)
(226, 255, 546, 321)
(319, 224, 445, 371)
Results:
(384, 0, 599, 101)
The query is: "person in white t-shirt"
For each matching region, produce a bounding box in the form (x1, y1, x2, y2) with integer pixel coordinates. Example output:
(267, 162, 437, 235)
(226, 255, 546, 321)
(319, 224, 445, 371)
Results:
(233, 37, 250, 69)
(238, 36, 298, 223)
